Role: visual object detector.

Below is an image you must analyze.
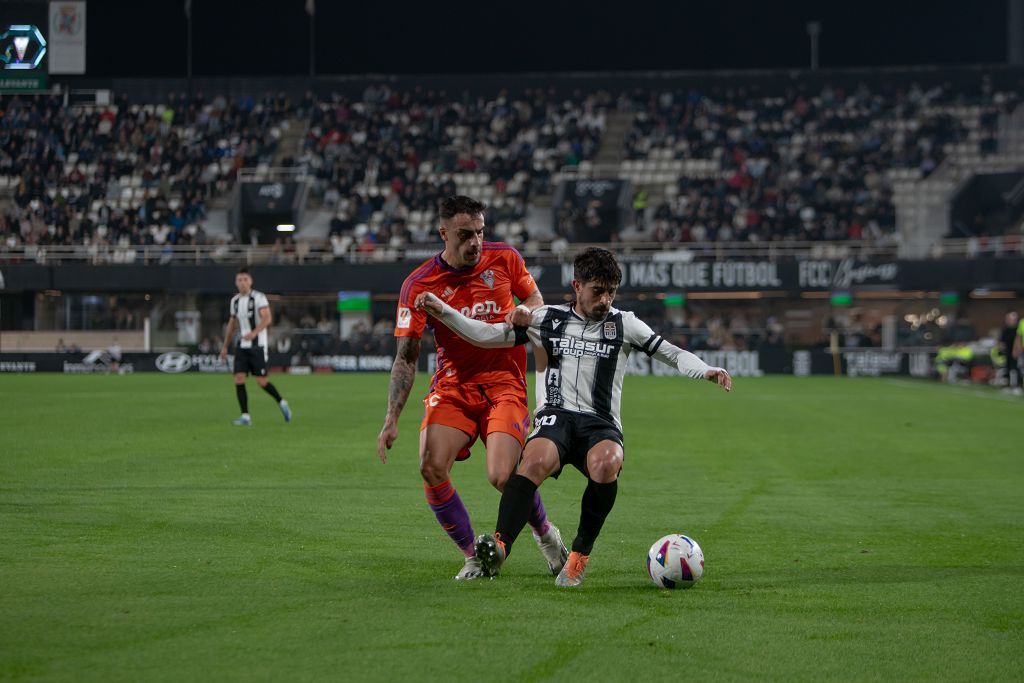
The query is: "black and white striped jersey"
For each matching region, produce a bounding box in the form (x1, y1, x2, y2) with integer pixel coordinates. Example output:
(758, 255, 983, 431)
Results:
(229, 290, 269, 350)
(524, 304, 702, 430)
(432, 298, 715, 432)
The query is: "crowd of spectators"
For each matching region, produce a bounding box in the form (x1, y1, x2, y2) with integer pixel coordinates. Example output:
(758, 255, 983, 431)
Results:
(0, 91, 293, 250)
(302, 85, 609, 251)
(2, 77, 1020, 255)
(621, 79, 1018, 245)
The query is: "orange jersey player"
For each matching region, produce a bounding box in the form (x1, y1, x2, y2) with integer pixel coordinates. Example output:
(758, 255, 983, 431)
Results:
(377, 195, 567, 580)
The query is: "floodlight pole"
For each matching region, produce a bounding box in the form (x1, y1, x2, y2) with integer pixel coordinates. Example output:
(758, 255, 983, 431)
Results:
(186, 0, 194, 97)
(308, 3, 316, 81)
(1010, 0, 1024, 65)
(806, 21, 821, 71)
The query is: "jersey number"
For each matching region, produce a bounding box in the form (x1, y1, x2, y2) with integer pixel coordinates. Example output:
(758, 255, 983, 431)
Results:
(528, 413, 557, 439)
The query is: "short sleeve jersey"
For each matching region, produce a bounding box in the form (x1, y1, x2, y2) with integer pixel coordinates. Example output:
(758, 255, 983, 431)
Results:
(396, 242, 537, 391)
(230, 290, 270, 349)
(523, 304, 665, 431)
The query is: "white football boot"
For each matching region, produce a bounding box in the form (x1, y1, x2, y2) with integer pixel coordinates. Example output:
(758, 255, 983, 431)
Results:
(454, 555, 484, 581)
(533, 524, 569, 576)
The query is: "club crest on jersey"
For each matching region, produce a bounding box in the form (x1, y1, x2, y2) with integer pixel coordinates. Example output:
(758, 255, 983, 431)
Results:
(441, 286, 455, 300)
(479, 269, 495, 289)
(603, 321, 617, 340)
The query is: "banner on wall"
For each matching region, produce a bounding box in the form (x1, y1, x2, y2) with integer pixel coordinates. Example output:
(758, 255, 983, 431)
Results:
(48, 2, 85, 74)
(2, 257, 1022, 294)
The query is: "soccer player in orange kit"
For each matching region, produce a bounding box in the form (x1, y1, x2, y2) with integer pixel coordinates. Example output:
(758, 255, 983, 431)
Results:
(377, 195, 567, 580)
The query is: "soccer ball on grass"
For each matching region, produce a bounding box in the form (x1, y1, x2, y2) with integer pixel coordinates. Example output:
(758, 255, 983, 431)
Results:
(646, 534, 704, 589)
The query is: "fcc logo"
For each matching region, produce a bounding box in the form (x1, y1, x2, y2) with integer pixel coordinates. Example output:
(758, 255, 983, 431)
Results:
(156, 351, 192, 373)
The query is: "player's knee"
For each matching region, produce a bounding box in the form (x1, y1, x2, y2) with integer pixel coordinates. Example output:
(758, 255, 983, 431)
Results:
(588, 451, 622, 483)
(518, 453, 555, 485)
(487, 469, 510, 491)
(419, 455, 449, 485)
(233, 374, 246, 385)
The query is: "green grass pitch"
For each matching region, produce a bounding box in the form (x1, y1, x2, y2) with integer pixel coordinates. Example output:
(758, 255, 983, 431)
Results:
(1, 373, 1022, 681)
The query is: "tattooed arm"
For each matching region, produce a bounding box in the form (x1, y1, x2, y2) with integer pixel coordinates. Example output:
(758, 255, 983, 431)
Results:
(377, 336, 421, 463)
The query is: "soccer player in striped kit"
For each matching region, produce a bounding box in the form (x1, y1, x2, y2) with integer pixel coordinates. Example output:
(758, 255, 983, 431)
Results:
(377, 195, 567, 581)
(220, 268, 292, 426)
(416, 247, 731, 586)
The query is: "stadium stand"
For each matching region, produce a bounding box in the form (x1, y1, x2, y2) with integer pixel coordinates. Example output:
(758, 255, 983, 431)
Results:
(613, 80, 1019, 244)
(0, 91, 293, 252)
(299, 86, 610, 251)
(1, 74, 1022, 260)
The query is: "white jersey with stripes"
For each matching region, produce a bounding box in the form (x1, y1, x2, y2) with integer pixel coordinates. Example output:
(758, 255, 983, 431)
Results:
(433, 299, 714, 432)
(525, 304, 704, 430)
(229, 290, 270, 350)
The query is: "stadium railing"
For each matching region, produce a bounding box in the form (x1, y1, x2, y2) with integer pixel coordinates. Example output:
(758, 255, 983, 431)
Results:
(237, 167, 308, 183)
(0, 237, 1018, 266)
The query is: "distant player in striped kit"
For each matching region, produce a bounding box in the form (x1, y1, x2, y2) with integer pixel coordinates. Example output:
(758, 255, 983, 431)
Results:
(416, 247, 731, 586)
(219, 268, 292, 426)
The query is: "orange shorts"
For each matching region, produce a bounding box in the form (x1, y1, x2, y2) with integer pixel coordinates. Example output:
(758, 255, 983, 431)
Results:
(420, 382, 531, 448)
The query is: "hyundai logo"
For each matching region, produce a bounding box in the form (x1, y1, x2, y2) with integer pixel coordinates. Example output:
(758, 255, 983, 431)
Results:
(156, 351, 192, 373)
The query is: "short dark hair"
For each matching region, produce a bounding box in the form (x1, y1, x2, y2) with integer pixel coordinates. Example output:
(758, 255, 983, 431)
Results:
(574, 247, 622, 286)
(439, 195, 486, 220)
(236, 267, 250, 276)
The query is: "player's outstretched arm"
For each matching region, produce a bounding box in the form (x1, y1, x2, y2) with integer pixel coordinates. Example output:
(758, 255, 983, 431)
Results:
(378, 336, 420, 464)
(655, 340, 732, 392)
(414, 293, 523, 348)
(627, 312, 731, 391)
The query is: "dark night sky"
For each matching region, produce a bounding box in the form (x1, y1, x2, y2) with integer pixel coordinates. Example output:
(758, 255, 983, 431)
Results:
(13, 0, 1014, 77)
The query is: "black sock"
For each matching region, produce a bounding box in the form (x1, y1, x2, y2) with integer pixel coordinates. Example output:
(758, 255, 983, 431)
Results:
(495, 474, 538, 557)
(261, 382, 283, 402)
(235, 384, 249, 413)
(572, 478, 618, 555)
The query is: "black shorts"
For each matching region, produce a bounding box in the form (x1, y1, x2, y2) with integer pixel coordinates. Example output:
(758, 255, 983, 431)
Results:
(526, 408, 624, 478)
(233, 345, 268, 376)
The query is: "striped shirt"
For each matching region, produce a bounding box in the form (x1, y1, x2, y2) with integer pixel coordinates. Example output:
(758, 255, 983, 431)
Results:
(229, 290, 269, 350)
(434, 300, 714, 432)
